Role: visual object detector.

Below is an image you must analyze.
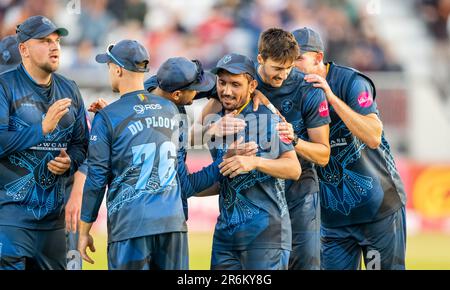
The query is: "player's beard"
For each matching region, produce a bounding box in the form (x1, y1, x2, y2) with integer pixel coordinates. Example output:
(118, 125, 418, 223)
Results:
(259, 65, 284, 88)
(40, 62, 58, 74)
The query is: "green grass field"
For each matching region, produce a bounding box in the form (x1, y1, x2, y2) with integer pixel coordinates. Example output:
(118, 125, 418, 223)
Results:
(82, 231, 450, 270)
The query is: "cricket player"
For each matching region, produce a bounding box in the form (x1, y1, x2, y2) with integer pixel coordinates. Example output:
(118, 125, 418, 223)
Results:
(209, 53, 301, 270)
(78, 40, 190, 270)
(292, 27, 407, 270)
(200, 28, 331, 269)
(0, 15, 89, 270)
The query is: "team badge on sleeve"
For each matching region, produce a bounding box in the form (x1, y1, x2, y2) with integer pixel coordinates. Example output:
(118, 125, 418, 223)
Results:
(318, 100, 329, 117)
(357, 91, 373, 108)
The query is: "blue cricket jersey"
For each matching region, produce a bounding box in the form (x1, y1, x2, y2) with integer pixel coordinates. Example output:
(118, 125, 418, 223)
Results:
(255, 67, 331, 205)
(212, 100, 293, 251)
(81, 90, 191, 243)
(0, 64, 89, 230)
(317, 62, 406, 227)
(145, 76, 223, 219)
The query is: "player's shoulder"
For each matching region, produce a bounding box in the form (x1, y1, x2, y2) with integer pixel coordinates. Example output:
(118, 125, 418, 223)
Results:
(147, 92, 180, 113)
(330, 62, 373, 86)
(252, 103, 282, 123)
(0, 67, 20, 86)
(52, 72, 78, 87)
(288, 68, 324, 97)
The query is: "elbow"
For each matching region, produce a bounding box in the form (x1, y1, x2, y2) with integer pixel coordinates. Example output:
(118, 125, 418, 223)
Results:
(317, 149, 331, 167)
(288, 164, 302, 181)
(367, 135, 382, 150)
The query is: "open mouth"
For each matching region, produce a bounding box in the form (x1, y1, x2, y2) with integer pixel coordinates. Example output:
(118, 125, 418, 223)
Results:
(49, 55, 59, 61)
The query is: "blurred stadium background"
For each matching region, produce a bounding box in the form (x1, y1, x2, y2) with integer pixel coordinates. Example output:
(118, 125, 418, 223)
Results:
(1, 0, 450, 269)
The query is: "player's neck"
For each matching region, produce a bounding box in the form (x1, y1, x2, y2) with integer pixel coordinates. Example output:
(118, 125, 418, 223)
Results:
(151, 87, 170, 99)
(317, 63, 328, 78)
(119, 79, 145, 96)
(22, 62, 52, 86)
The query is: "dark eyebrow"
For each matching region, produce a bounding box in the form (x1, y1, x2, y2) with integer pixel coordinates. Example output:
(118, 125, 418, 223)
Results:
(271, 65, 293, 70)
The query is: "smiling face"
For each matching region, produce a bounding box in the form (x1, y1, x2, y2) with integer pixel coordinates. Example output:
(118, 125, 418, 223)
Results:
(22, 32, 61, 73)
(257, 56, 295, 88)
(217, 70, 257, 112)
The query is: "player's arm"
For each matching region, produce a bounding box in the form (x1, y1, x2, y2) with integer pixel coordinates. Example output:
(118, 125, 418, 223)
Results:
(219, 150, 300, 180)
(190, 98, 246, 146)
(177, 150, 223, 198)
(277, 123, 330, 167)
(0, 83, 71, 157)
(78, 220, 95, 264)
(305, 74, 382, 149)
(194, 183, 220, 197)
(65, 163, 88, 233)
(79, 113, 112, 264)
(65, 86, 90, 175)
(180, 137, 258, 198)
(277, 87, 331, 166)
(220, 116, 301, 180)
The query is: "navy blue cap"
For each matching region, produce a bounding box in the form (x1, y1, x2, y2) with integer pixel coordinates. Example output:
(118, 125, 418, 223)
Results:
(16, 15, 68, 43)
(96, 40, 149, 73)
(157, 57, 216, 92)
(0, 35, 21, 71)
(211, 53, 256, 79)
(292, 27, 324, 53)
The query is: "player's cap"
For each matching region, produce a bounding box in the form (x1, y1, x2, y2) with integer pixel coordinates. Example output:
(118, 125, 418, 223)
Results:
(292, 27, 324, 54)
(95, 40, 149, 73)
(157, 57, 216, 92)
(211, 53, 256, 79)
(16, 15, 68, 43)
(0, 35, 21, 72)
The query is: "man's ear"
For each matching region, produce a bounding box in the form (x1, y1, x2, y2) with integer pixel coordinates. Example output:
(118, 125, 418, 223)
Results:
(171, 90, 181, 102)
(116, 65, 123, 77)
(257, 54, 264, 65)
(249, 79, 257, 94)
(316, 52, 324, 65)
(18, 42, 29, 58)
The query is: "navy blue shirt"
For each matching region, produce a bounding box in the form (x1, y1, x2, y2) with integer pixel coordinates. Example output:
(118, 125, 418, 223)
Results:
(317, 62, 406, 227)
(81, 91, 188, 243)
(255, 67, 330, 205)
(212, 100, 293, 251)
(144, 76, 223, 220)
(0, 64, 89, 230)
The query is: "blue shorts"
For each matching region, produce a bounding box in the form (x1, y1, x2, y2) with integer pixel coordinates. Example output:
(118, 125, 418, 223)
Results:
(288, 191, 320, 270)
(0, 225, 66, 270)
(211, 248, 290, 270)
(321, 206, 406, 270)
(107, 232, 188, 270)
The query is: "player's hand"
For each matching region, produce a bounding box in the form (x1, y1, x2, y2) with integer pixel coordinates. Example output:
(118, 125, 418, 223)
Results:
(207, 110, 246, 137)
(225, 136, 258, 158)
(88, 98, 109, 113)
(42, 98, 71, 134)
(219, 155, 259, 178)
(65, 191, 82, 233)
(276, 122, 295, 142)
(304, 74, 335, 102)
(78, 233, 95, 264)
(252, 90, 286, 121)
(47, 149, 71, 175)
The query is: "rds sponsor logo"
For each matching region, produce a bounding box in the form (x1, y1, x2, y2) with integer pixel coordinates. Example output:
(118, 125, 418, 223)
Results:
(133, 104, 162, 114)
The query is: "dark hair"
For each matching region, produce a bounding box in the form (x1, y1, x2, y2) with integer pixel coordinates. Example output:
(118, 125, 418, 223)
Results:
(258, 28, 299, 63)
